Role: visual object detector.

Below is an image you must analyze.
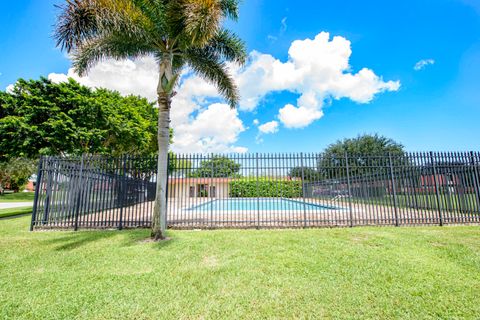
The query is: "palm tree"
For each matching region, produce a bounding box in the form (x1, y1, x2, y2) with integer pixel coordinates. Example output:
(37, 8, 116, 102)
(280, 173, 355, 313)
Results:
(54, 0, 246, 240)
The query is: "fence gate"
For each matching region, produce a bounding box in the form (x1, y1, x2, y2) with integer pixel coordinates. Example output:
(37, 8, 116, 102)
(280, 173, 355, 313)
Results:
(31, 152, 480, 230)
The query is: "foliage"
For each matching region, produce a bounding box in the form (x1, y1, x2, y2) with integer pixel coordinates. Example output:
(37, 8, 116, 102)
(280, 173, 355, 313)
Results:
(289, 166, 322, 181)
(2, 217, 480, 319)
(230, 178, 302, 198)
(0, 78, 158, 159)
(318, 134, 406, 178)
(191, 156, 241, 178)
(168, 153, 192, 174)
(0, 158, 36, 192)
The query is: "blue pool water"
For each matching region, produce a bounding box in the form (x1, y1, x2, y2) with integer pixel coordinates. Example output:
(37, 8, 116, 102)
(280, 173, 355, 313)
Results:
(188, 198, 338, 211)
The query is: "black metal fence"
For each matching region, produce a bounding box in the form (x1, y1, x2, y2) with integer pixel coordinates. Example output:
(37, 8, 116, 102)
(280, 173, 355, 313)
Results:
(31, 152, 480, 230)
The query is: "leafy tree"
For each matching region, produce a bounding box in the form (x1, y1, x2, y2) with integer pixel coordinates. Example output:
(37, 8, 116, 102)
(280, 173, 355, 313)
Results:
(318, 134, 406, 178)
(289, 167, 321, 181)
(0, 158, 36, 192)
(191, 156, 241, 178)
(54, 0, 246, 239)
(0, 78, 158, 159)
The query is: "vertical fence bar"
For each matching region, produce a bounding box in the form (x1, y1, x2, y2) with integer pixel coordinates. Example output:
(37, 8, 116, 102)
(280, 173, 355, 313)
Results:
(210, 153, 214, 225)
(469, 151, 480, 214)
(300, 153, 307, 228)
(345, 153, 354, 227)
(118, 155, 127, 230)
(388, 153, 399, 226)
(430, 152, 443, 226)
(256, 153, 260, 229)
(30, 157, 44, 231)
(74, 155, 85, 231)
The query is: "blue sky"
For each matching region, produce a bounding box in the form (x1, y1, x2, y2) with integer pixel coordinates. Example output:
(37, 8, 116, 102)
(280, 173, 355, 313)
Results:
(1, 0, 480, 153)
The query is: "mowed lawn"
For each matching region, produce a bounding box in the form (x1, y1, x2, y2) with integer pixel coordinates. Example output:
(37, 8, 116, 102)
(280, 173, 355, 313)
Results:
(1, 217, 479, 319)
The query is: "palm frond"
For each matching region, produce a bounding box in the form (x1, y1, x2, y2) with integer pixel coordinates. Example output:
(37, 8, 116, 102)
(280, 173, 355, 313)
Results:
(132, 0, 168, 37)
(54, 0, 98, 51)
(220, 0, 240, 20)
(72, 34, 155, 75)
(185, 48, 239, 108)
(55, 0, 154, 52)
(205, 29, 246, 65)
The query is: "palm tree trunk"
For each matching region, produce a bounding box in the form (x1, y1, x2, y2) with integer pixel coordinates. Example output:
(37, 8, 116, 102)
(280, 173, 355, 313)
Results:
(151, 54, 174, 240)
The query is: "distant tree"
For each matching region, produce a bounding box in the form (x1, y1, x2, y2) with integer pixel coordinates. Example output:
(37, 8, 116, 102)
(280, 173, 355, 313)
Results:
(318, 134, 406, 178)
(0, 78, 158, 160)
(289, 166, 321, 181)
(192, 156, 241, 178)
(0, 158, 36, 192)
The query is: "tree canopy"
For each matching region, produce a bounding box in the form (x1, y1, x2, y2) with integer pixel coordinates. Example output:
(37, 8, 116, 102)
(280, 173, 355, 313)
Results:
(318, 134, 406, 178)
(191, 156, 241, 178)
(0, 78, 159, 160)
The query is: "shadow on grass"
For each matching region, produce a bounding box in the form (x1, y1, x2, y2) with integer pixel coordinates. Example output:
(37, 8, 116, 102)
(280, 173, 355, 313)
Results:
(41, 228, 176, 251)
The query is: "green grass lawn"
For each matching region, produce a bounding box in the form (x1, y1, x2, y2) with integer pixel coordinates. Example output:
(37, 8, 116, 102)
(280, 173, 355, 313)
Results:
(0, 206, 32, 219)
(0, 192, 34, 202)
(1, 217, 479, 319)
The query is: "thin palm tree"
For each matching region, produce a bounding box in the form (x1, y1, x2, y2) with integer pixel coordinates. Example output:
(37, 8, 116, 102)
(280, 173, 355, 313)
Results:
(54, 0, 246, 240)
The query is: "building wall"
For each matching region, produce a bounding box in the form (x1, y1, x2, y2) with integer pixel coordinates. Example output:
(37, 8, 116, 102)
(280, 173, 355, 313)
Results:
(168, 180, 230, 198)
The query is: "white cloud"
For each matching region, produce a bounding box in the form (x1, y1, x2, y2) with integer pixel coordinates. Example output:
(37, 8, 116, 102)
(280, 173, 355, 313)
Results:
(49, 57, 159, 101)
(253, 119, 259, 125)
(234, 32, 400, 128)
(267, 35, 278, 42)
(280, 17, 288, 32)
(48, 56, 248, 154)
(258, 120, 279, 134)
(45, 31, 399, 149)
(414, 59, 435, 71)
(278, 104, 324, 128)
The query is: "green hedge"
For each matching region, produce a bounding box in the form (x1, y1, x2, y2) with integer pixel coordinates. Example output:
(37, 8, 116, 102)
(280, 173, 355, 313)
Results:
(229, 179, 302, 198)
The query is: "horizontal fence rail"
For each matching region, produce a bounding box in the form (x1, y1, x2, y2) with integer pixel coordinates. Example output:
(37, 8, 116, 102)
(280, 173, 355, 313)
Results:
(31, 152, 480, 230)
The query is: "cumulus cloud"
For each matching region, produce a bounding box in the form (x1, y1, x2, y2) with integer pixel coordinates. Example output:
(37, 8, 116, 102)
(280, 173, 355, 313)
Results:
(234, 32, 400, 128)
(45, 31, 399, 150)
(48, 56, 247, 154)
(258, 120, 279, 134)
(414, 59, 435, 71)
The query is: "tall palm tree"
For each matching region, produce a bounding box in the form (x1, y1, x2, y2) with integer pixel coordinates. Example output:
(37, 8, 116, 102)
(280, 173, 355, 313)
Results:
(54, 0, 246, 240)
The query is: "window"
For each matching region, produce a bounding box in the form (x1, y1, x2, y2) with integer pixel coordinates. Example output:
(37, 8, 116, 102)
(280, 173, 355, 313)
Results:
(197, 184, 208, 197)
(189, 186, 195, 197)
(209, 186, 216, 198)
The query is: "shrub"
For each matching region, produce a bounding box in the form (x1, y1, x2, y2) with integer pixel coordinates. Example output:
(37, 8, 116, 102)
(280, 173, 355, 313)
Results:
(0, 158, 36, 192)
(229, 178, 302, 198)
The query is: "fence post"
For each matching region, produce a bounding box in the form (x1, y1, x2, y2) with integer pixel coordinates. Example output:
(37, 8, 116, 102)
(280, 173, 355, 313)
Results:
(30, 157, 44, 231)
(344, 153, 354, 227)
(210, 153, 214, 224)
(300, 153, 307, 228)
(388, 153, 399, 226)
(256, 153, 260, 229)
(469, 151, 480, 214)
(74, 155, 85, 231)
(430, 152, 443, 226)
(41, 158, 53, 225)
(118, 155, 127, 230)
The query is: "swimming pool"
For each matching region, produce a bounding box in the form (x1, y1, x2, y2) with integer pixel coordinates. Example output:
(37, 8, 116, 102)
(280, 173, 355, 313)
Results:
(188, 198, 339, 211)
